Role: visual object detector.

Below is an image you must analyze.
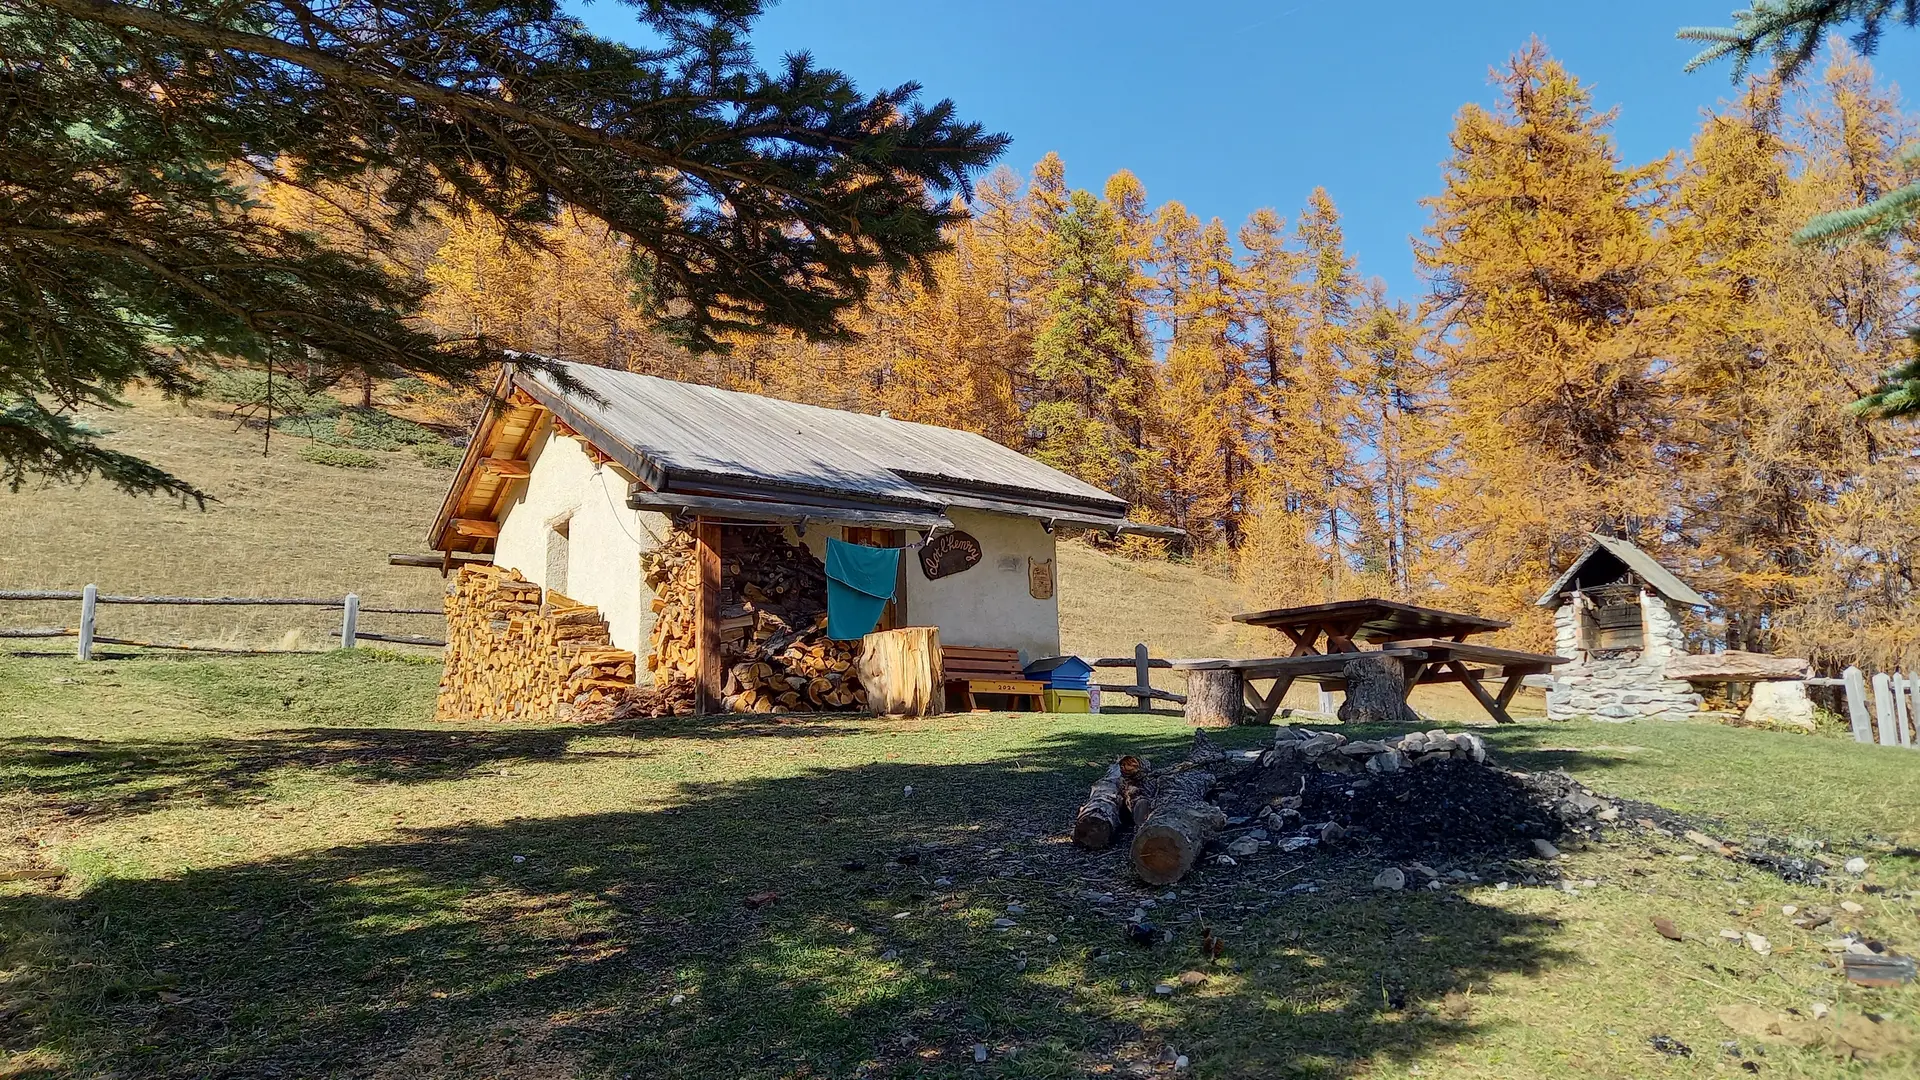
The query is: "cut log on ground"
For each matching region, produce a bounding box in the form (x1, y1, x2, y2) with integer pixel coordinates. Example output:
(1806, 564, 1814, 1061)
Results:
(1185, 668, 1247, 726)
(1072, 754, 1150, 850)
(1337, 654, 1422, 724)
(1123, 734, 1238, 885)
(1131, 768, 1228, 885)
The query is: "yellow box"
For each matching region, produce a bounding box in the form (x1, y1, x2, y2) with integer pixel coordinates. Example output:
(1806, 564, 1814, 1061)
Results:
(1043, 689, 1091, 714)
(966, 678, 1045, 695)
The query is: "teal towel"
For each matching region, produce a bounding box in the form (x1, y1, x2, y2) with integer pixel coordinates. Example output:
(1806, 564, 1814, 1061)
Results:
(824, 537, 900, 640)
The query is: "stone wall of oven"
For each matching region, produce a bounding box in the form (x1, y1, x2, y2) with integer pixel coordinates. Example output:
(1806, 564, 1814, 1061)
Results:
(1545, 592, 1703, 722)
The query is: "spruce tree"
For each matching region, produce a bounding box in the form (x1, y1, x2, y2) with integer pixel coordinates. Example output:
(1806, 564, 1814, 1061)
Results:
(1683, 1, 1920, 242)
(0, 0, 1005, 497)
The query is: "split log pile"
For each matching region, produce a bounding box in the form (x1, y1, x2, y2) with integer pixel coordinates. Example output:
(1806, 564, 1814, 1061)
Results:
(644, 525, 868, 712)
(436, 564, 638, 721)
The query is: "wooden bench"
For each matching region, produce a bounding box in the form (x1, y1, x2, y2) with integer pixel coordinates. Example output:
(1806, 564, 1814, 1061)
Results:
(1380, 638, 1568, 724)
(941, 645, 1045, 712)
(1173, 640, 1566, 725)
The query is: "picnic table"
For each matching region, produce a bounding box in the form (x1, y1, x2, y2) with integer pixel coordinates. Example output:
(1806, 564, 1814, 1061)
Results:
(1174, 598, 1565, 726)
(1233, 598, 1509, 654)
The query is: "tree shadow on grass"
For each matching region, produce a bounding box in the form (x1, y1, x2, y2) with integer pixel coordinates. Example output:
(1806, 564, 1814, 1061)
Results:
(1, 731, 1571, 1079)
(0, 713, 875, 816)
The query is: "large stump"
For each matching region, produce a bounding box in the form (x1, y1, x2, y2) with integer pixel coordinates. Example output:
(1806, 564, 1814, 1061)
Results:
(1185, 669, 1247, 727)
(1337, 654, 1422, 725)
(858, 626, 944, 716)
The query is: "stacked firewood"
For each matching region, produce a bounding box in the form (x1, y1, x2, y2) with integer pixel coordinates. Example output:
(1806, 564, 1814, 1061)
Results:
(437, 564, 639, 721)
(643, 524, 869, 712)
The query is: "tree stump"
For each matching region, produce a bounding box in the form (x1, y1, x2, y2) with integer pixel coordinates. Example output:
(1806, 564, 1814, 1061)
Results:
(1185, 669, 1246, 727)
(1337, 654, 1422, 724)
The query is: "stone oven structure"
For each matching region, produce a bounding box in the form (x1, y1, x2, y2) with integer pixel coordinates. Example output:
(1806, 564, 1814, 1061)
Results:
(1538, 534, 1708, 722)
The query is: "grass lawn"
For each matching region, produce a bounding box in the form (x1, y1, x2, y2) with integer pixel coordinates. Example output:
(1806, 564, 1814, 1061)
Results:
(1, 653, 1915, 1079)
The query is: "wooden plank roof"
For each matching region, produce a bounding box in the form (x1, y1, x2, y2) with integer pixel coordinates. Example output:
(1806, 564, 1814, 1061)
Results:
(1535, 534, 1708, 608)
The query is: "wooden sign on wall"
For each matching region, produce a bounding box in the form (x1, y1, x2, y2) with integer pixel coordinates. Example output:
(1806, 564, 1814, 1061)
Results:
(1028, 557, 1054, 600)
(919, 530, 982, 580)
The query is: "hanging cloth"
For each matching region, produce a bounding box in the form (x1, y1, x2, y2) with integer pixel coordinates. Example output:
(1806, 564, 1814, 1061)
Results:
(824, 537, 900, 640)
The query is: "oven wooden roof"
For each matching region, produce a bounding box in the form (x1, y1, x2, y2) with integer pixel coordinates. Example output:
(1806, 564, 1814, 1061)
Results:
(1535, 534, 1708, 608)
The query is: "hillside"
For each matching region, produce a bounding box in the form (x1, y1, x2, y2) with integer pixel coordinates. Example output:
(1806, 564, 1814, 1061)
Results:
(0, 395, 1538, 718)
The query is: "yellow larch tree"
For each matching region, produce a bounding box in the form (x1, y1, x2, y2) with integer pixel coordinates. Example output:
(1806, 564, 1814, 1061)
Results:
(1416, 40, 1675, 645)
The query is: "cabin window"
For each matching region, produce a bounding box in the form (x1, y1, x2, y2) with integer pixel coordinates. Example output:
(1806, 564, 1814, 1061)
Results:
(546, 517, 571, 598)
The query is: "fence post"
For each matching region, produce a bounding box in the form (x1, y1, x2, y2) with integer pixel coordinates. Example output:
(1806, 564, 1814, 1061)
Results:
(339, 593, 359, 650)
(1843, 666, 1873, 743)
(1898, 672, 1914, 749)
(1872, 672, 1897, 746)
(1133, 643, 1151, 710)
(77, 583, 97, 661)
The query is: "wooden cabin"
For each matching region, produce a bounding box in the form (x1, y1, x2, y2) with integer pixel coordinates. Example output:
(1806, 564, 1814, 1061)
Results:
(428, 360, 1175, 714)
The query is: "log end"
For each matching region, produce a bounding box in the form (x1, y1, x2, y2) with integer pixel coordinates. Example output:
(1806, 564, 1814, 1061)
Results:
(1072, 815, 1116, 851)
(1130, 826, 1197, 886)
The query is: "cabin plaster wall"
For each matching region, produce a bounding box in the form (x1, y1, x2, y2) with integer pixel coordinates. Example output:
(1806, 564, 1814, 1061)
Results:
(492, 426, 673, 654)
(898, 508, 1061, 665)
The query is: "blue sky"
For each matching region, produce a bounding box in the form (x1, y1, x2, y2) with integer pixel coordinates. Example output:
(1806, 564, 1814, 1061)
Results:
(570, 0, 1920, 299)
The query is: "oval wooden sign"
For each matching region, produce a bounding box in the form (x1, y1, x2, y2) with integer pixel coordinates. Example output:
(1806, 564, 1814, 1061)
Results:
(919, 530, 982, 580)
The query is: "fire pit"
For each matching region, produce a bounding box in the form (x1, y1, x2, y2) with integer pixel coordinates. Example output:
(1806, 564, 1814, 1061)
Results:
(1072, 727, 1622, 885)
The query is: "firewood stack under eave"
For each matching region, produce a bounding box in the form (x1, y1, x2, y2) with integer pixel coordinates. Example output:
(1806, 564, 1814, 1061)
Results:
(436, 564, 638, 721)
(643, 524, 870, 713)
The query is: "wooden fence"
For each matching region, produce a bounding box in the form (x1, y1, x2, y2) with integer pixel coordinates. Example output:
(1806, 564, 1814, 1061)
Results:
(1820, 667, 1920, 749)
(0, 587, 444, 658)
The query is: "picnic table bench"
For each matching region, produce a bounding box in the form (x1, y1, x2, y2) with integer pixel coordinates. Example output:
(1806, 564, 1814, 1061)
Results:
(1174, 599, 1565, 725)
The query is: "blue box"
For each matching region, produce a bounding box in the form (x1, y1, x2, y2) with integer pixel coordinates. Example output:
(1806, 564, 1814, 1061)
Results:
(1023, 655, 1094, 691)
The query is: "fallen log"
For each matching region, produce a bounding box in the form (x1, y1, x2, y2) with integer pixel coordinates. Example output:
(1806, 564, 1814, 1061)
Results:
(1072, 756, 1150, 850)
(1131, 768, 1226, 885)
(1128, 734, 1232, 885)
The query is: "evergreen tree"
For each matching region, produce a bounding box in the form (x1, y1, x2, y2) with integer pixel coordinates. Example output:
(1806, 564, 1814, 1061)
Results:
(1683, 3, 1920, 242)
(1, 0, 1004, 497)
(1029, 187, 1149, 495)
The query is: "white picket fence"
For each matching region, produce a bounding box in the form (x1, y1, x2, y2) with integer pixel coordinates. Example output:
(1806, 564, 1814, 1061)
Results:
(1831, 667, 1920, 748)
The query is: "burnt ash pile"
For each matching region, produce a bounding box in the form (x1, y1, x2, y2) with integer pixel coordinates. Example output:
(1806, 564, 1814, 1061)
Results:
(1237, 728, 1620, 859)
(1072, 727, 1625, 885)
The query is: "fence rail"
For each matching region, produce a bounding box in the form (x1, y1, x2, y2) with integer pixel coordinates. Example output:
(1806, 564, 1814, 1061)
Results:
(0, 585, 444, 658)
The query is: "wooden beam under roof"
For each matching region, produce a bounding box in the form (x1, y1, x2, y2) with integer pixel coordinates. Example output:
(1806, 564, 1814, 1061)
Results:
(627, 489, 952, 531)
(451, 518, 501, 538)
(481, 456, 531, 478)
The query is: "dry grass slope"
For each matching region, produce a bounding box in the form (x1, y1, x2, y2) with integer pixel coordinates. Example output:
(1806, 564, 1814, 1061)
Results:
(0, 393, 455, 648)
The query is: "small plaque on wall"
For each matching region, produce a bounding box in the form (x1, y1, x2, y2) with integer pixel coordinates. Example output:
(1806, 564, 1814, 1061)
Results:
(1028, 557, 1054, 600)
(919, 530, 982, 580)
